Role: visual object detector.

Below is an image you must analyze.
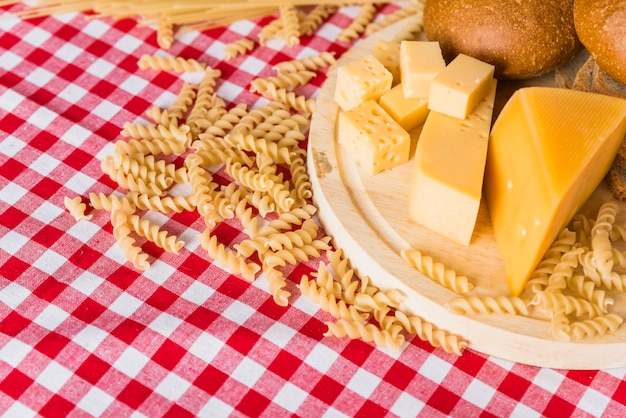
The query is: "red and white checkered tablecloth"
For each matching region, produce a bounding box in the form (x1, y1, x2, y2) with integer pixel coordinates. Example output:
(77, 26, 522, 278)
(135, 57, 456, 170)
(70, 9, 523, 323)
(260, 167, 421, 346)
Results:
(1, 2, 626, 417)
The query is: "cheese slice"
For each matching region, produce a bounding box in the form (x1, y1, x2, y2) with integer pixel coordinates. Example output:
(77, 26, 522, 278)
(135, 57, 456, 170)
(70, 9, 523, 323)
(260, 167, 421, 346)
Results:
(408, 79, 497, 245)
(334, 55, 393, 111)
(428, 53, 495, 119)
(337, 100, 411, 175)
(378, 84, 429, 132)
(485, 87, 626, 296)
(400, 41, 446, 99)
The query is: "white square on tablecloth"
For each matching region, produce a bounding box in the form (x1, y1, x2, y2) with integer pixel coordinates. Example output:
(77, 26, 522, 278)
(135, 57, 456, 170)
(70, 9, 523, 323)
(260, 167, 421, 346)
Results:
(390, 391, 426, 417)
(70, 271, 104, 296)
(25, 67, 56, 88)
(204, 41, 225, 61)
(216, 81, 244, 103)
(188, 332, 224, 364)
(36, 360, 73, 393)
(273, 382, 308, 413)
(419, 356, 452, 385)
(32, 249, 67, 276)
(113, 346, 151, 378)
(0, 135, 26, 158)
(346, 368, 381, 399)
(64, 170, 98, 195)
(30, 153, 60, 177)
(31, 201, 64, 224)
(65, 219, 101, 244)
(27, 106, 58, 130)
(0, 183, 27, 206)
(23, 26, 52, 47)
(303, 343, 339, 374)
(0, 14, 20, 32)
(197, 397, 234, 417)
(55, 43, 83, 64)
(60, 123, 92, 148)
(221, 300, 256, 326)
(321, 407, 349, 418)
(263, 322, 297, 349)
(0, 230, 29, 257)
(180, 280, 215, 305)
(86, 58, 116, 79)
(2, 401, 37, 418)
(291, 293, 322, 316)
(0, 280, 30, 310)
(150, 90, 178, 110)
(142, 259, 176, 286)
(76, 386, 115, 417)
(0, 338, 32, 368)
(229, 20, 256, 37)
(531, 368, 565, 394)
(462, 379, 496, 410)
(231, 357, 265, 388)
(113, 34, 143, 54)
(81, 19, 111, 40)
(108, 292, 143, 317)
(92, 99, 122, 121)
(0, 89, 24, 114)
(0, 51, 22, 72)
(239, 56, 267, 76)
(72, 324, 109, 353)
(148, 312, 183, 338)
(119, 74, 149, 96)
(577, 388, 611, 417)
(510, 402, 541, 418)
(33, 304, 70, 331)
(154, 372, 192, 401)
(58, 83, 89, 105)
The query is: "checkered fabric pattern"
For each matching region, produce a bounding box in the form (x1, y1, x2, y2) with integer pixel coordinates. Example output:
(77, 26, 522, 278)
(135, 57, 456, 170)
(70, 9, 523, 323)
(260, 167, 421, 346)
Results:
(1, 3, 626, 417)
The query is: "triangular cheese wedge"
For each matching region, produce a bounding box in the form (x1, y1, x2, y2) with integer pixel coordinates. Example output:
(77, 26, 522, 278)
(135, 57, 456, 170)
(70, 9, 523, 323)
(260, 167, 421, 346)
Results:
(484, 87, 626, 296)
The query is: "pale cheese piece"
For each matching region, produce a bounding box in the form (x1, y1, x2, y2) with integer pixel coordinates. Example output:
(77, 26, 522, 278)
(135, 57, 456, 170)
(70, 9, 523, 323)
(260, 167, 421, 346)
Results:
(400, 41, 446, 99)
(428, 53, 495, 119)
(337, 100, 411, 175)
(408, 79, 497, 245)
(378, 84, 429, 132)
(334, 55, 393, 111)
(485, 87, 626, 296)
(371, 40, 401, 85)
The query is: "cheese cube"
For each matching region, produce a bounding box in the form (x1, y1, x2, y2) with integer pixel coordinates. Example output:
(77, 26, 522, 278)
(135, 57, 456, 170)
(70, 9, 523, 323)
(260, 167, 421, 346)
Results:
(334, 55, 393, 111)
(485, 87, 626, 296)
(371, 40, 401, 85)
(428, 54, 495, 119)
(378, 84, 429, 132)
(338, 100, 411, 175)
(400, 41, 446, 99)
(408, 79, 497, 246)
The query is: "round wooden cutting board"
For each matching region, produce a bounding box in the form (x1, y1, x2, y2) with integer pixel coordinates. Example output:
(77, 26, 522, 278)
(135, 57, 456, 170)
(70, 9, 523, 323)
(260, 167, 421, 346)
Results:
(307, 17, 626, 370)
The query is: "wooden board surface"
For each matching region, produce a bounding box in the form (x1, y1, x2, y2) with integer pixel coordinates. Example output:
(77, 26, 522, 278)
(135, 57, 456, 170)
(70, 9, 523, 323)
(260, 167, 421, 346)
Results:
(307, 17, 626, 370)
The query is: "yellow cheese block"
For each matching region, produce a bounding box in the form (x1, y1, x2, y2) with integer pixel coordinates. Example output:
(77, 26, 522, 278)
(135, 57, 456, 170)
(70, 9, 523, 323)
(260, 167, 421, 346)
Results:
(428, 53, 495, 119)
(400, 41, 446, 99)
(334, 55, 393, 111)
(408, 79, 497, 245)
(378, 84, 429, 132)
(337, 100, 411, 175)
(485, 87, 626, 296)
(371, 40, 401, 85)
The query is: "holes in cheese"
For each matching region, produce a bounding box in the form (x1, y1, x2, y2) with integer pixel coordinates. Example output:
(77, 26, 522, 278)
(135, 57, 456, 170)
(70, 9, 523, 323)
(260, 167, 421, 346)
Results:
(408, 79, 497, 246)
(400, 40, 446, 99)
(428, 53, 495, 120)
(484, 87, 626, 296)
(371, 40, 401, 85)
(334, 55, 393, 111)
(337, 100, 411, 175)
(378, 84, 429, 132)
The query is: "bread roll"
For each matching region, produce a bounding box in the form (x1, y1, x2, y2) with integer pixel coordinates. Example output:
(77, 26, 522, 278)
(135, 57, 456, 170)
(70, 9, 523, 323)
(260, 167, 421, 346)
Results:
(574, 0, 626, 86)
(423, 0, 580, 80)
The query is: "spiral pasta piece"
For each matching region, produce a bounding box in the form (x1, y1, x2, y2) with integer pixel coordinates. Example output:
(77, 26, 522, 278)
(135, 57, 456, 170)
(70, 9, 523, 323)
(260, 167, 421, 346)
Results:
(256, 204, 317, 237)
(299, 6, 338, 36)
(250, 70, 316, 93)
(121, 121, 191, 145)
(300, 275, 368, 322)
(127, 214, 184, 254)
(226, 133, 296, 164)
(550, 310, 572, 341)
(114, 137, 188, 157)
(544, 246, 584, 292)
(64, 196, 92, 221)
(265, 263, 290, 306)
(289, 154, 312, 199)
(258, 17, 283, 46)
(231, 101, 287, 135)
(365, 2, 422, 35)
(125, 192, 196, 214)
(225, 159, 275, 192)
(199, 230, 260, 282)
(569, 313, 623, 340)
(88, 192, 134, 212)
(445, 296, 529, 316)
(400, 248, 473, 294)
(393, 311, 467, 355)
(279, 4, 300, 47)
(156, 19, 174, 49)
(224, 37, 255, 60)
(168, 82, 197, 121)
(274, 52, 337, 75)
(110, 206, 150, 270)
(525, 228, 577, 293)
(138, 54, 206, 72)
(531, 291, 605, 318)
(256, 84, 316, 114)
(353, 288, 406, 313)
(337, 3, 377, 43)
(324, 319, 405, 352)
